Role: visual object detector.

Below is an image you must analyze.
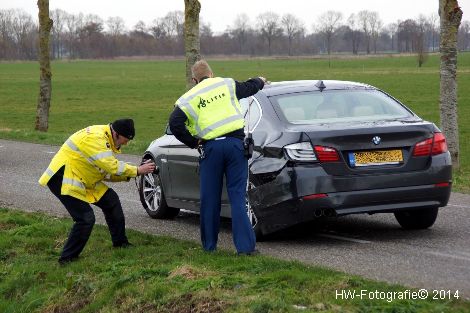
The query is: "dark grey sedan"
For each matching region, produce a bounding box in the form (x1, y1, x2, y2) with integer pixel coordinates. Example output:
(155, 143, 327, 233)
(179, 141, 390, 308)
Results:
(138, 80, 452, 237)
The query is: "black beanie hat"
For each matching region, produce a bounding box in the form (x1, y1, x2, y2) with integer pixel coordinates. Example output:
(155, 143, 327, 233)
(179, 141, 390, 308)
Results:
(112, 118, 135, 139)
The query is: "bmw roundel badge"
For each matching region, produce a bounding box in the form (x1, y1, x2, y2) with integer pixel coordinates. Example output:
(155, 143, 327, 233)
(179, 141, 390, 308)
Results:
(372, 136, 381, 145)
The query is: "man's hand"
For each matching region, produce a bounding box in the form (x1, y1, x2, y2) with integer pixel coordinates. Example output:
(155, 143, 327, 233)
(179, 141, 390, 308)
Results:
(137, 160, 156, 175)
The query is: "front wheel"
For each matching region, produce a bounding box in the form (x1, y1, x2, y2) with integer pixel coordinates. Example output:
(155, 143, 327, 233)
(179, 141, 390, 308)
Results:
(394, 207, 439, 230)
(139, 169, 179, 219)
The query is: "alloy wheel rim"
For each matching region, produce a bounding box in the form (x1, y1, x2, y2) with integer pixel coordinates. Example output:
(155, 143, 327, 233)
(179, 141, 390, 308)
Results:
(143, 173, 162, 212)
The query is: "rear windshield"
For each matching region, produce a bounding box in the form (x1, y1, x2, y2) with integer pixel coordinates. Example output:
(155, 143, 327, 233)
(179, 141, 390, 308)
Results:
(270, 89, 414, 124)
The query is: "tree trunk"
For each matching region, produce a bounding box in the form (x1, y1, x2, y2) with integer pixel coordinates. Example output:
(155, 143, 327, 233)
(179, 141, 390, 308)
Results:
(35, 0, 53, 132)
(288, 37, 293, 56)
(439, 0, 462, 169)
(184, 0, 201, 90)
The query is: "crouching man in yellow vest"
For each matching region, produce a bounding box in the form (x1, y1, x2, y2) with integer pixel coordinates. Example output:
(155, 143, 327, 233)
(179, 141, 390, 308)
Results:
(39, 118, 155, 265)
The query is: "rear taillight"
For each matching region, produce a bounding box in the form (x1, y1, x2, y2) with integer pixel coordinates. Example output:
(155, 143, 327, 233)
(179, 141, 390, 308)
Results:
(284, 142, 317, 162)
(314, 145, 340, 162)
(413, 138, 432, 156)
(413, 132, 448, 157)
(431, 132, 448, 155)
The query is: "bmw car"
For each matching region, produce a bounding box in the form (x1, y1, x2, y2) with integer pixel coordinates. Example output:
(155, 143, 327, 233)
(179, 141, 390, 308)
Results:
(138, 80, 452, 237)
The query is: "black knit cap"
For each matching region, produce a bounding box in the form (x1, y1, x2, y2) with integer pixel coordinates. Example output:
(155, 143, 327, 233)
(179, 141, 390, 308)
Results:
(111, 118, 135, 139)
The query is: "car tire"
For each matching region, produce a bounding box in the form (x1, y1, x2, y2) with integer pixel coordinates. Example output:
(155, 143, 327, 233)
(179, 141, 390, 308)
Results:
(394, 206, 439, 230)
(139, 168, 179, 219)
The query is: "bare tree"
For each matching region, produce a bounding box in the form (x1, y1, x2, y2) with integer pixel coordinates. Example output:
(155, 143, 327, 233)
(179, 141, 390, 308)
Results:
(257, 12, 282, 55)
(383, 22, 398, 51)
(184, 0, 200, 90)
(200, 21, 213, 37)
(150, 11, 184, 56)
(347, 13, 361, 54)
(106, 16, 126, 57)
(84, 14, 102, 26)
(200, 19, 214, 55)
(230, 13, 250, 54)
(439, 0, 463, 169)
(0, 9, 15, 59)
(458, 20, 470, 50)
(368, 12, 382, 53)
(106, 16, 126, 36)
(416, 15, 429, 67)
(134, 20, 147, 34)
(50, 9, 66, 59)
(78, 17, 105, 58)
(10, 9, 36, 59)
(128, 21, 154, 55)
(358, 10, 373, 53)
(64, 12, 81, 59)
(281, 13, 304, 56)
(316, 11, 343, 55)
(397, 19, 418, 52)
(163, 11, 184, 38)
(8, 6, 470, 59)
(35, 0, 53, 132)
(150, 18, 166, 38)
(428, 13, 440, 51)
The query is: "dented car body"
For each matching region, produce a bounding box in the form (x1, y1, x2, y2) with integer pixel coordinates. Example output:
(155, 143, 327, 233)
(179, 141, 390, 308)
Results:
(139, 80, 452, 236)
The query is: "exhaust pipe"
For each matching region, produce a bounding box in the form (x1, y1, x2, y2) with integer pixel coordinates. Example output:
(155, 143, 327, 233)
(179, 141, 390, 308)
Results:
(322, 208, 335, 217)
(314, 209, 323, 217)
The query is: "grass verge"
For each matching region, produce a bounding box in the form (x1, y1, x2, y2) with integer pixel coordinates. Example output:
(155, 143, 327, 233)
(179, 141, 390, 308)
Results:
(0, 207, 469, 313)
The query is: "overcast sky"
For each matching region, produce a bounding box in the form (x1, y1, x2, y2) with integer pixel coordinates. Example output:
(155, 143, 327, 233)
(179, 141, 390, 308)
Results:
(2, 0, 469, 33)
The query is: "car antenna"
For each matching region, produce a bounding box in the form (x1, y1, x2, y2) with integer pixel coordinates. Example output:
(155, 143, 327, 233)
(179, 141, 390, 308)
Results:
(315, 80, 326, 92)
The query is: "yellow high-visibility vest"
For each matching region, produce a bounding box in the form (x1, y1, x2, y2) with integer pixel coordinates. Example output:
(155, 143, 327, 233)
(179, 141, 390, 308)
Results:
(175, 77, 244, 140)
(38, 124, 137, 203)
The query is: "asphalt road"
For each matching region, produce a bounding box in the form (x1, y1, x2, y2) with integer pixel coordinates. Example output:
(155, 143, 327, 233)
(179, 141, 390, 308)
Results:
(1, 138, 469, 299)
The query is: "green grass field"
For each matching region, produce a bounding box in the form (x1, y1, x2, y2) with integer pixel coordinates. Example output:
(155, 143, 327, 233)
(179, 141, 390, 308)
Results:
(1, 208, 469, 313)
(1, 54, 469, 190)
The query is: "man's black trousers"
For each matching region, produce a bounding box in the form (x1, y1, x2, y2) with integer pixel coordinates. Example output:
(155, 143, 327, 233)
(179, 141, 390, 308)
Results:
(47, 167, 129, 261)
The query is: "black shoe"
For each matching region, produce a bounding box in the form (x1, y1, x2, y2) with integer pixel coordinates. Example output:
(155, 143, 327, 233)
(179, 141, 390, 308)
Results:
(113, 241, 134, 248)
(237, 249, 260, 256)
(58, 256, 78, 265)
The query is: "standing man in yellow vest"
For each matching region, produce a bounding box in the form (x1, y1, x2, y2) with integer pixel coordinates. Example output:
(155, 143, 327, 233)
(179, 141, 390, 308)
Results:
(39, 119, 156, 264)
(169, 60, 266, 255)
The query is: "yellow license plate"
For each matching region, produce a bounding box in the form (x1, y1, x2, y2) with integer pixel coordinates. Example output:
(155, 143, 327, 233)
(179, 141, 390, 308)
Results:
(350, 149, 403, 167)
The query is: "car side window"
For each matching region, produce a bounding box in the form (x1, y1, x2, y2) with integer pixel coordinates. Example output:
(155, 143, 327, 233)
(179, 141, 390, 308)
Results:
(240, 97, 261, 133)
(165, 124, 173, 135)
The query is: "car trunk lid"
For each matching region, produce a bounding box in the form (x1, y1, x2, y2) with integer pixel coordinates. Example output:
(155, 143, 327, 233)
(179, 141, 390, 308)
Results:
(297, 120, 436, 175)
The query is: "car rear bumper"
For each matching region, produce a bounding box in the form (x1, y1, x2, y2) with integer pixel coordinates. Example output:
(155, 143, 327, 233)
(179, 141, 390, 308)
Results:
(326, 184, 450, 215)
(249, 155, 452, 235)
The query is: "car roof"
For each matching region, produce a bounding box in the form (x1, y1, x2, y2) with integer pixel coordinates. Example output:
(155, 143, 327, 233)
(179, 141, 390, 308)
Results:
(260, 80, 377, 97)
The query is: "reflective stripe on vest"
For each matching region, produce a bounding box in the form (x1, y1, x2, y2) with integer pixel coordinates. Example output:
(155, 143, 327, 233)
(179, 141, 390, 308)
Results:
(116, 161, 126, 176)
(89, 151, 113, 162)
(62, 177, 85, 189)
(45, 167, 54, 178)
(197, 114, 242, 139)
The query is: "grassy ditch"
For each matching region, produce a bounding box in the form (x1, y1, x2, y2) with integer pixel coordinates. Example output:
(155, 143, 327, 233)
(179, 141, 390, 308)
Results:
(0, 207, 469, 313)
